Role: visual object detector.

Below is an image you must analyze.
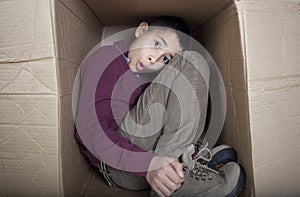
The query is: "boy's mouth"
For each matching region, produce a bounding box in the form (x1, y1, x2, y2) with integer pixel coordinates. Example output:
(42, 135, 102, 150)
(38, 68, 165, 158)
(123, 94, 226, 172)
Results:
(136, 61, 144, 71)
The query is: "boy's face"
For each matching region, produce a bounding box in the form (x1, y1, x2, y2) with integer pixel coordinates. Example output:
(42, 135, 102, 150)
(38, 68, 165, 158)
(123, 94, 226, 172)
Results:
(128, 22, 182, 74)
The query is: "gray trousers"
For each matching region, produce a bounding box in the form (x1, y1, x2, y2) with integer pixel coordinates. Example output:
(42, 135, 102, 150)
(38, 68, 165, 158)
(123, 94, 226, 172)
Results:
(105, 51, 210, 192)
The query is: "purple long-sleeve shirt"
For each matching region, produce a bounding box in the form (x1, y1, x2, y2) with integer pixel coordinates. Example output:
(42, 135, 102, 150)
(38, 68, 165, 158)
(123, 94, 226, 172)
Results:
(75, 41, 154, 177)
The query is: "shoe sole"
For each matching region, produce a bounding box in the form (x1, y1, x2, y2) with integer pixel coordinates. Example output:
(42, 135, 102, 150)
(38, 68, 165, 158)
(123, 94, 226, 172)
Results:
(209, 146, 238, 169)
(225, 165, 246, 197)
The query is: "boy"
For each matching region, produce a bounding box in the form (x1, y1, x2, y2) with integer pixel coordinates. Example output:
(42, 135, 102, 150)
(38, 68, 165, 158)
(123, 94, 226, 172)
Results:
(75, 16, 244, 196)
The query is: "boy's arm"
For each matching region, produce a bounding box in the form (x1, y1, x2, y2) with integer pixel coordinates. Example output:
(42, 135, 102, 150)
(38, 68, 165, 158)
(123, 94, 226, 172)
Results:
(75, 49, 154, 176)
(76, 83, 154, 176)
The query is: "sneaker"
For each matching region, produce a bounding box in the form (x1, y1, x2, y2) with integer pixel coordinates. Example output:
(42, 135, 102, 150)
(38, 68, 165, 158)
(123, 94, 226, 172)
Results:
(174, 162, 245, 197)
(191, 143, 238, 170)
(171, 145, 245, 197)
(209, 144, 238, 169)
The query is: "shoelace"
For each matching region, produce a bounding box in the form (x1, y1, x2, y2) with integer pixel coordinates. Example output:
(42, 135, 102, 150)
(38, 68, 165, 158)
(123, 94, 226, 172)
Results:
(187, 161, 220, 181)
(182, 143, 220, 181)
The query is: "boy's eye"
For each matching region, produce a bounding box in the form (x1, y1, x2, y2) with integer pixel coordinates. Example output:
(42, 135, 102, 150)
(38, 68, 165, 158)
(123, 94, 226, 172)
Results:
(154, 41, 161, 48)
(163, 56, 170, 64)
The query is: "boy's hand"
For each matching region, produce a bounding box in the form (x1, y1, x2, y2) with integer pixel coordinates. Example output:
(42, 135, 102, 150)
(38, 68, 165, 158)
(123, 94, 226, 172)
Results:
(146, 156, 184, 197)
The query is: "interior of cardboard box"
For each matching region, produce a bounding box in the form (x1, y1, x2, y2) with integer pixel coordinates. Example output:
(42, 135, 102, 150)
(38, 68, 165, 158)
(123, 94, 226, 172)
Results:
(2, 0, 300, 196)
(3, 0, 300, 196)
(0, 0, 254, 196)
(62, 0, 252, 196)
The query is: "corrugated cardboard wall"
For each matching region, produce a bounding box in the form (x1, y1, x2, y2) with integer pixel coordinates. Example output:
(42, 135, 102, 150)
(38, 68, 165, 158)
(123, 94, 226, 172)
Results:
(1, 0, 300, 196)
(194, 3, 254, 196)
(238, 1, 300, 196)
(54, 0, 102, 196)
(0, 0, 58, 196)
(0, 0, 102, 196)
(197, 0, 300, 196)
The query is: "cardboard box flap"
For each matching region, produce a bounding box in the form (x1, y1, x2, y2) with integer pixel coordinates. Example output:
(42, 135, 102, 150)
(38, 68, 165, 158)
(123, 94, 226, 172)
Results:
(0, 0, 55, 63)
(83, 0, 232, 29)
(235, 0, 300, 196)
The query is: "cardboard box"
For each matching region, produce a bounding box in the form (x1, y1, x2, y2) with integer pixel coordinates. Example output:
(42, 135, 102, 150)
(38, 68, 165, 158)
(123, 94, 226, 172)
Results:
(0, 0, 299, 196)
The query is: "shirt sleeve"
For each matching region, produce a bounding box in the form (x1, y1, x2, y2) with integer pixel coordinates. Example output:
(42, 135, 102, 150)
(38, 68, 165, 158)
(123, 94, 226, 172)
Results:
(75, 48, 154, 177)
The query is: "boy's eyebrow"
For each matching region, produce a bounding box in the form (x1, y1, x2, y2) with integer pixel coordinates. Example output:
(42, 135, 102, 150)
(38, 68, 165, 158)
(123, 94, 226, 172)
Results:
(157, 35, 168, 46)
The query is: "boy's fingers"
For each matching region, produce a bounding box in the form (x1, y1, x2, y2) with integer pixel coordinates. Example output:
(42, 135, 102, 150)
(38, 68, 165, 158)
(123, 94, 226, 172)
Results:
(163, 162, 183, 187)
(153, 174, 174, 197)
(171, 160, 184, 178)
(152, 185, 165, 197)
(147, 157, 184, 196)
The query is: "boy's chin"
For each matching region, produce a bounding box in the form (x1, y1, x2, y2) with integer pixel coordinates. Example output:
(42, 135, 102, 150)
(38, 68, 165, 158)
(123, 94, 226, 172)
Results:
(129, 66, 139, 73)
(130, 66, 146, 74)
(131, 68, 157, 74)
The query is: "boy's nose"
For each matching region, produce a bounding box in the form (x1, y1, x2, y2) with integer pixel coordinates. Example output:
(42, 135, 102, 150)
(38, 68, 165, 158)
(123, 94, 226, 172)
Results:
(147, 52, 163, 64)
(147, 55, 156, 64)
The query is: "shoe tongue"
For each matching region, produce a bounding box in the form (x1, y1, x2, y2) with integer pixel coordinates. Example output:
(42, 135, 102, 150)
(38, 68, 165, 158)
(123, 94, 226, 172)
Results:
(196, 148, 210, 159)
(182, 144, 213, 172)
(194, 147, 212, 163)
(182, 144, 196, 169)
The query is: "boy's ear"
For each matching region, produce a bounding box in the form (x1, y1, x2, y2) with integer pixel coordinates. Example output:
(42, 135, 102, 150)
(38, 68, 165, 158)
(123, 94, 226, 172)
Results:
(135, 22, 149, 38)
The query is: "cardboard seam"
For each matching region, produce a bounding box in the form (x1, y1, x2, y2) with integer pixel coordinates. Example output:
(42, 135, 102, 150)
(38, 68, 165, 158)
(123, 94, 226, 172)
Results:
(199, 0, 234, 25)
(0, 123, 57, 127)
(81, 0, 104, 26)
(58, 0, 99, 28)
(235, 2, 248, 91)
(193, 0, 236, 32)
(80, 1, 103, 42)
(49, 0, 62, 196)
(0, 93, 57, 96)
(0, 56, 54, 64)
(234, 1, 256, 196)
(250, 83, 300, 93)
